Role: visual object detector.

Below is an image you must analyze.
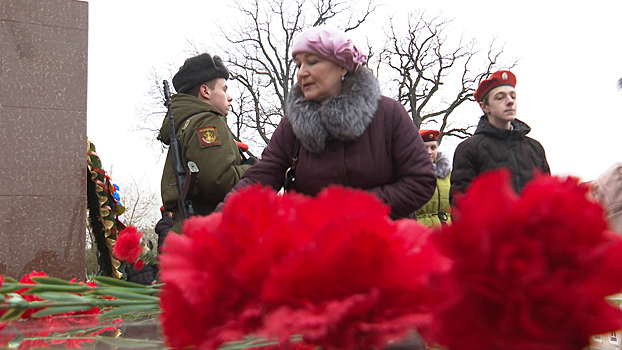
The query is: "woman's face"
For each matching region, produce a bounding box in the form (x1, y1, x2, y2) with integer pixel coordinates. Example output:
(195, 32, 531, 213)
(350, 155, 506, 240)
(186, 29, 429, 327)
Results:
(295, 53, 347, 102)
(424, 140, 438, 163)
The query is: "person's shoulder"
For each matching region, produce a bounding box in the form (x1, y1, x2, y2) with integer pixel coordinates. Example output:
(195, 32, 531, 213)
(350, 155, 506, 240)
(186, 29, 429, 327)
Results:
(261, 116, 294, 153)
(377, 96, 403, 110)
(522, 133, 543, 143)
(379, 95, 396, 103)
(182, 111, 231, 149)
(193, 109, 223, 123)
(272, 116, 295, 140)
(375, 96, 410, 124)
(280, 115, 294, 128)
(453, 135, 488, 161)
(187, 111, 230, 138)
(523, 135, 542, 143)
(457, 133, 487, 149)
(523, 135, 547, 151)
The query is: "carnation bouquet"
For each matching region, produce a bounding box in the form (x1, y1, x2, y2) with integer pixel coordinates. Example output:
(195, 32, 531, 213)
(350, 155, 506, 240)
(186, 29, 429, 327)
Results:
(422, 170, 622, 350)
(1, 170, 621, 350)
(0, 272, 161, 349)
(159, 185, 449, 349)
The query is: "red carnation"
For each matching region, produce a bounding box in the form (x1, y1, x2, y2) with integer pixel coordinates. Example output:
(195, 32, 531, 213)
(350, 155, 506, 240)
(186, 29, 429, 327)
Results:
(13, 271, 49, 319)
(159, 185, 448, 350)
(159, 186, 312, 349)
(0, 275, 4, 325)
(423, 170, 622, 350)
(133, 259, 145, 271)
(112, 226, 143, 263)
(260, 189, 449, 349)
(260, 343, 318, 350)
(0, 272, 112, 349)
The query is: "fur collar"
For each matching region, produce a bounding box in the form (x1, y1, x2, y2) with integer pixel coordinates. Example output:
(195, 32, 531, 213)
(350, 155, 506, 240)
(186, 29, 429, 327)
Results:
(434, 151, 451, 178)
(286, 67, 382, 153)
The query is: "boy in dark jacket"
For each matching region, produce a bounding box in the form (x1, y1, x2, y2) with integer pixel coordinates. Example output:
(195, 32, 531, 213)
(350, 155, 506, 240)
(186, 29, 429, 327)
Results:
(450, 70, 550, 202)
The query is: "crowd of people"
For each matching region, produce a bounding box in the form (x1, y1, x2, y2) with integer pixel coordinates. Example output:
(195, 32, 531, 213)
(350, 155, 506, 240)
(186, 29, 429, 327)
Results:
(139, 26, 622, 350)
(157, 25, 553, 241)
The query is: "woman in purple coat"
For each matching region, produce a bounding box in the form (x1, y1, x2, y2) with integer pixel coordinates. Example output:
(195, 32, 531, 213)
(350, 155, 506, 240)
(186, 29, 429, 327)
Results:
(227, 25, 435, 219)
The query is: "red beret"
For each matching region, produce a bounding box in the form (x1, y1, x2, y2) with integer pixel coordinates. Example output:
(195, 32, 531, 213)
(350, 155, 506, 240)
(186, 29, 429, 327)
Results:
(419, 129, 440, 142)
(475, 70, 516, 102)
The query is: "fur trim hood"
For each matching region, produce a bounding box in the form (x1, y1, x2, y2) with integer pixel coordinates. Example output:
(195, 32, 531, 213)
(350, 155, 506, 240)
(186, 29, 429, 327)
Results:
(434, 151, 451, 178)
(286, 67, 382, 153)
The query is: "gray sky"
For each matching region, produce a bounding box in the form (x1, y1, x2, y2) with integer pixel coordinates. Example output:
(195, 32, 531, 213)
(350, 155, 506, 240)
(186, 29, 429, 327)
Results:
(87, 0, 622, 207)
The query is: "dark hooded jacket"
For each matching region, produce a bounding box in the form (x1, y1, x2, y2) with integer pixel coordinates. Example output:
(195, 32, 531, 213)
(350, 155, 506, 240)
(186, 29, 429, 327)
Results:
(160, 94, 251, 233)
(228, 67, 436, 219)
(450, 115, 550, 201)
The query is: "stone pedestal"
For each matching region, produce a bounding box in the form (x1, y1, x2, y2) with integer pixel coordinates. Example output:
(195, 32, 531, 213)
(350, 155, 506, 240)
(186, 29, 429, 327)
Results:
(0, 0, 88, 280)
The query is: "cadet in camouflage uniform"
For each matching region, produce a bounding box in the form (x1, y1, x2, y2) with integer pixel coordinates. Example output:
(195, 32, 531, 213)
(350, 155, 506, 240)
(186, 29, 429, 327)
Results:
(159, 53, 254, 233)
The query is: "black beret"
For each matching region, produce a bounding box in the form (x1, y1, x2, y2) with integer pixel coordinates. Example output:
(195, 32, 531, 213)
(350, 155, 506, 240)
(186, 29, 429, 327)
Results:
(172, 53, 230, 94)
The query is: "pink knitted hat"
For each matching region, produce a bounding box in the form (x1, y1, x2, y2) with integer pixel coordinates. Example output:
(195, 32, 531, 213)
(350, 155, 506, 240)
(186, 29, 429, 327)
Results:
(291, 26, 367, 73)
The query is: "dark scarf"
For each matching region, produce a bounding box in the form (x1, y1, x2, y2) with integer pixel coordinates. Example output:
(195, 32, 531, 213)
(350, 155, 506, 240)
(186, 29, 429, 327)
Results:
(286, 67, 382, 153)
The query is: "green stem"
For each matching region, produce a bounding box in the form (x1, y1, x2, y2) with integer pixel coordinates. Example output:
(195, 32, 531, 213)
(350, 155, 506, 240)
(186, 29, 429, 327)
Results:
(0, 300, 158, 310)
(1, 283, 160, 295)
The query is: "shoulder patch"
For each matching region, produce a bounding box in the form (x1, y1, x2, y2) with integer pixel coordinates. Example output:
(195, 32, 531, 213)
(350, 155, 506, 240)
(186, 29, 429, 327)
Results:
(197, 126, 221, 148)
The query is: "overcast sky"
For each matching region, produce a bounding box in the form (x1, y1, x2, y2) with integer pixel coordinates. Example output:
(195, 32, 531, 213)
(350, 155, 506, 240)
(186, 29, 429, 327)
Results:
(86, 0, 622, 207)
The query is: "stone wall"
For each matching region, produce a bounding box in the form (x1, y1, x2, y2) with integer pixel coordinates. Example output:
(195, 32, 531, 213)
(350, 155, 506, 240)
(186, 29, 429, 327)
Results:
(0, 0, 88, 280)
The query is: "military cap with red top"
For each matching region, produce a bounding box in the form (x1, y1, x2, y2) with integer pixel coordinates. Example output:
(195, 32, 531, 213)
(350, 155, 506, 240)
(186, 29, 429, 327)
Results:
(419, 129, 440, 142)
(474, 70, 517, 102)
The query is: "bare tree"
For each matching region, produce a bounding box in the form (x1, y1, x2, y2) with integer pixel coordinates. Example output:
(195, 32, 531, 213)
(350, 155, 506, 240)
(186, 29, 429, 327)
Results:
(116, 176, 160, 242)
(378, 11, 517, 145)
(139, 3, 517, 153)
(217, 0, 379, 145)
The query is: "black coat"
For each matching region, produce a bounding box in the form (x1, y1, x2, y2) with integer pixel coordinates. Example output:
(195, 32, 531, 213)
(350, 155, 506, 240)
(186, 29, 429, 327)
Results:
(126, 263, 158, 285)
(155, 214, 173, 254)
(450, 116, 550, 201)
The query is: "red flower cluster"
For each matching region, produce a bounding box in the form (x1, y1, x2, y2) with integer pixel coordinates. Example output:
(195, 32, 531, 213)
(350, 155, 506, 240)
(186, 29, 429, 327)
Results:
(260, 343, 319, 350)
(133, 259, 145, 271)
(423, 170, 622, 350)
(13, 271, 51, 319)
(113, 226, 143, 263)
(0, 275, 4, 333)
(159, 185, 449, 350)
(0, 271, 118, 349)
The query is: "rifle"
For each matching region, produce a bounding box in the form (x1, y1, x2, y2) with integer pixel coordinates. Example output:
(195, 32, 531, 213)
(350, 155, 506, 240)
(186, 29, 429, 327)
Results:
(163, 80, 198, 219)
